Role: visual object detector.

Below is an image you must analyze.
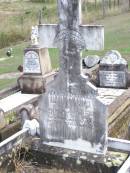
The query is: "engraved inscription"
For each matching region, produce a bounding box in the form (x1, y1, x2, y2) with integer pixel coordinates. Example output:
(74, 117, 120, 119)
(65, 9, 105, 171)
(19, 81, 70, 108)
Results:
(46, 93, 94, 140)
(99, 71, 126, 87)
(54, 29, 85, 50)
(24, 51, 41, 74)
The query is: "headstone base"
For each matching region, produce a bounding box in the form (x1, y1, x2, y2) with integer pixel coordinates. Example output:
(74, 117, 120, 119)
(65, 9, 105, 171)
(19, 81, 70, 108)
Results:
(18, 75, 45, 94)
(30, 140, 127, 173)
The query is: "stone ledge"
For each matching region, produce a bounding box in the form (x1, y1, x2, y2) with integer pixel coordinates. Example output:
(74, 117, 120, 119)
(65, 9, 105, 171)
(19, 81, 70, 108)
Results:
(30, 139, 128, 173)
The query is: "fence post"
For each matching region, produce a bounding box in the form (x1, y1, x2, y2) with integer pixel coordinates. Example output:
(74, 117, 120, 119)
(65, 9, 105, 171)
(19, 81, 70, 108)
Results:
(114, 0, 116, 8)
(109, 0, 111, 9)
(95, 0, 97, 9)
(117, 0, 120, 7)
(102, 0, 106, 17)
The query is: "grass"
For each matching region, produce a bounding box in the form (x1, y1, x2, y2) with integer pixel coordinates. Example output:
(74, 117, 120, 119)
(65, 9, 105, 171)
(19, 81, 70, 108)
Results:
(0, 42, 59, 72)
(0, 43, 59, 89)
(0, 0, 127, 49)
(0, 42, 28, 74)
(0, 1, 58, 48)
(83, 12, 130, 68)
(0, 12, 130, 73)
(0, 78, 17, 90)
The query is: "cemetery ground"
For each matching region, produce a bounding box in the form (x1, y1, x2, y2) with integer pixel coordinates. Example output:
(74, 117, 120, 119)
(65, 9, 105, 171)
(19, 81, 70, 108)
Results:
(0, 10, 130, 89)
(1, 1, 130, 172)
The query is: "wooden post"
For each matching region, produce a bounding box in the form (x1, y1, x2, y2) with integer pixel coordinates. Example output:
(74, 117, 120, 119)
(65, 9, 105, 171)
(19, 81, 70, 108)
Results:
(95, 0, 97, 9)
(102, 0, 106, 17)
(114, 0, 116, 8)
(117, 0, 120, 7)
(109, 0, 112, 9)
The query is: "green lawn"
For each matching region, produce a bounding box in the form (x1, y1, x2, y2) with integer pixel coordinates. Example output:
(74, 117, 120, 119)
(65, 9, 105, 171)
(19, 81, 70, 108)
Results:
(0, 42, 27, 74)
(0, 42, 59, 73)
(83, 12, 130, 68)
(0, 78, 17, 90)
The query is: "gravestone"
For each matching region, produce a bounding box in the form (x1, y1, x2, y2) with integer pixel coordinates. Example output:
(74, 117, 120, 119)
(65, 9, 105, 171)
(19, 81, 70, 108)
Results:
(39, 0, 107, 155)
(19, 26, 52, 94)
(99, 50, 128, 88)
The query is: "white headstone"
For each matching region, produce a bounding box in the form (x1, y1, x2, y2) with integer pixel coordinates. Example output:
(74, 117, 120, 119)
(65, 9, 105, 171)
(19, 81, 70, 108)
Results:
(24, 51, 41, 74)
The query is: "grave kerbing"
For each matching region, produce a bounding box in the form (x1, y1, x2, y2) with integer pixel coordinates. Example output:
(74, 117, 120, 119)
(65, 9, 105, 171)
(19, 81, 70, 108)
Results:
(39, 0, 107, 155)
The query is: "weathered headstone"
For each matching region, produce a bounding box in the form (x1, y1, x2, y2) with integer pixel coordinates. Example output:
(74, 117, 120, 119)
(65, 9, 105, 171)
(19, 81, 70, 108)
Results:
(39, 0, 107, 155)
(99, 50, 128, 88)
(24, 47, 51, 75)
(19, 26, 52, 94)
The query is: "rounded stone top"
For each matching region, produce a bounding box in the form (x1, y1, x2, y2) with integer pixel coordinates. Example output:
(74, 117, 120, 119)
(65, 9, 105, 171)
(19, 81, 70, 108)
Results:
(83, 55, 100, 68)
(100, 50, 127, 65)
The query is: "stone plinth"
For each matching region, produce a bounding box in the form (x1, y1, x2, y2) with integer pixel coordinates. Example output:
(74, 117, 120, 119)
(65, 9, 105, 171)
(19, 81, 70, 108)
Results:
(19, 75, 45, 94)
(30, 139, 127, 173)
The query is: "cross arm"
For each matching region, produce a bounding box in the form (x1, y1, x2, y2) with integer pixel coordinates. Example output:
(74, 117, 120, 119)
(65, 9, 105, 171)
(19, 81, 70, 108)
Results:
(80, 25, 104, 50)
(38, 24, 104, 50)
(39, 24, 57, 48)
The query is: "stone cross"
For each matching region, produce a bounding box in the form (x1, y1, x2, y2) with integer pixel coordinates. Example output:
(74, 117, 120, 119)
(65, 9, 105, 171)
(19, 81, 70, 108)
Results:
(38, 1, 104, 51)
(39, 0, 107, 155)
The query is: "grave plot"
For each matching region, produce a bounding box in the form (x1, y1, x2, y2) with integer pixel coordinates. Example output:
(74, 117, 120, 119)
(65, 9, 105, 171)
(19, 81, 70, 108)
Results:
(32, 0, 130, 172)
(0, 49, 56, 141)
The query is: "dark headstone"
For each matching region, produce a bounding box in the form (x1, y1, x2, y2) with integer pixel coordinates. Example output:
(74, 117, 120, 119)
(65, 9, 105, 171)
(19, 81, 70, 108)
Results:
(99, 50, 128, 88)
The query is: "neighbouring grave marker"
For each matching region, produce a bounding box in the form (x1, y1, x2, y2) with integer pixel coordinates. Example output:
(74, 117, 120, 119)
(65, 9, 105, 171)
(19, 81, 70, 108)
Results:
(39, 0, 107, 155)
(24, 51, 41, 74)
(19, 26, 52, 94)
(99, 50, 128, 88)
